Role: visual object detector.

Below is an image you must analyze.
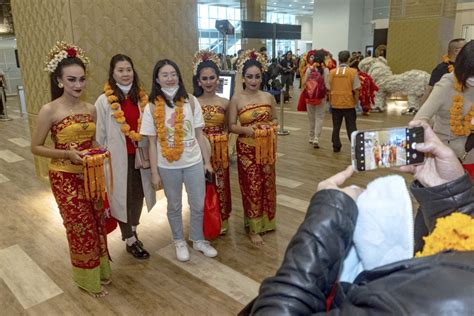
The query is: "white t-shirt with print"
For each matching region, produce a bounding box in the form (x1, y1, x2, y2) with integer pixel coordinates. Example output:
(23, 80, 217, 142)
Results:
(140, 95, 204, 169)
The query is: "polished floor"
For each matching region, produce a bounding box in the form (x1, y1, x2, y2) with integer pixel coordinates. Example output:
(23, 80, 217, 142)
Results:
(0, 91, 414, 315)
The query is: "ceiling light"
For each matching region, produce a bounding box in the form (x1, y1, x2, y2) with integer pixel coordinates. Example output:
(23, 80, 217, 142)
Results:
(302, 5, 305, 8)
(289, 4, 292, 7)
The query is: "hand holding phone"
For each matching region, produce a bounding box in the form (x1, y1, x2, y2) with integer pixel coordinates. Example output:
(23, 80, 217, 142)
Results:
(351, 126, 425, 171)
(205, 171, 215, 183)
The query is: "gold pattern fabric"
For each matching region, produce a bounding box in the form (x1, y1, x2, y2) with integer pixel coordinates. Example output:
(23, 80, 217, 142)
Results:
(237, 104, 276, 234)
(202, 105, 232, 230)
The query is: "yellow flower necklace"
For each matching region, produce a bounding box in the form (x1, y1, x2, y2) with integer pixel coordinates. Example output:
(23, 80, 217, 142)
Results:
(449, 79, 474, 136)
(416, 212, 474, 257)
(442, 55, 454, 73)
(104, 82, 148, 142)
(153, 96, 185, 162)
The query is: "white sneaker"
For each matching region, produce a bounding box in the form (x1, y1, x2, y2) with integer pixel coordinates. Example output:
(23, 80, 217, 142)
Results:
(193, 240, 218, 258)
(308, 138, 314, 144)
(175, 240, 190, 262)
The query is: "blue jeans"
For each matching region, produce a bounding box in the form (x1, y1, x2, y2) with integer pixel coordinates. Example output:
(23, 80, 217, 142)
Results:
(159, 162, 205, 241)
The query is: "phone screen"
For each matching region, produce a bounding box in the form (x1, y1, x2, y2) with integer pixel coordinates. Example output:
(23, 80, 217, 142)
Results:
(351, 126, 424, 171)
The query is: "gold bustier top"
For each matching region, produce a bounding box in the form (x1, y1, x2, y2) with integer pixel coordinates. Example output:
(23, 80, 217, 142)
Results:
(49, 114, 95, 173)
(202, 104, 228, 168)
(238, 104, 273, 127)
(202, 104, 225, 134)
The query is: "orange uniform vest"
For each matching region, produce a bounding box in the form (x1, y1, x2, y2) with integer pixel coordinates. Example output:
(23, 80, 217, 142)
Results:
(329, 66, 357, 109)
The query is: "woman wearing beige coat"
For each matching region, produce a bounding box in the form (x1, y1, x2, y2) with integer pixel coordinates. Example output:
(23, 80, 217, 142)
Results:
(415, 40, 474, 165)
(95, 54, 156, 259)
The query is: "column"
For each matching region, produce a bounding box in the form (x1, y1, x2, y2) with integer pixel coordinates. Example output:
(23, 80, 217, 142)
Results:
(11, 0, 199, 178)
(387, 0, 457, 73)
(240, 0, 267, 51)
(312, 0, 366, 56)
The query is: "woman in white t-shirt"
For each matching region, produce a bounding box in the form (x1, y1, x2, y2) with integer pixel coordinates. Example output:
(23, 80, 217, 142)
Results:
(140, 59, 217, 262)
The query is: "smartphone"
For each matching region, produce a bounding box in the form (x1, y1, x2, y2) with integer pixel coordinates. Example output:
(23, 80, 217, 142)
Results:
(351, 126, 424, 171)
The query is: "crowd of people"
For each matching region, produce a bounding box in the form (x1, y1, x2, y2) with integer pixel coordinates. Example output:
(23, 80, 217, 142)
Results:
(31, 42, 277, 297)
(29, 38, 474, 311)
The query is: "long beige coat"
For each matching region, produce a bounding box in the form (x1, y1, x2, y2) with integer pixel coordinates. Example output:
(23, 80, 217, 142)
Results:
(95, 93, 156, 223)
(415, 72, 474, 164)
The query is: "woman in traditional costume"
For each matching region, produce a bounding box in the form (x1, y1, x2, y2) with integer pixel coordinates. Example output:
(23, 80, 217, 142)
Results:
(192, 50, 232, 234)
(31, 42, 111, 297)
(228, 50, 278, 246)
(140, 59, 217, 262)
(95, 54, 156, 259)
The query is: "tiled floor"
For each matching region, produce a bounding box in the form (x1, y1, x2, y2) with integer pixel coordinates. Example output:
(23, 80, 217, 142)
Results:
(0, 95, 414, 314)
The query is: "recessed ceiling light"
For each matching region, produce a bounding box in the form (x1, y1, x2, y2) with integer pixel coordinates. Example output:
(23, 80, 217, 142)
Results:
(289, 4, 292, 7)
(302, 5, 305, 8)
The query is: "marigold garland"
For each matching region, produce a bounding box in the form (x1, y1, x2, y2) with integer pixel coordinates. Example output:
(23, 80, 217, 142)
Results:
(153, 96, 185, 162)
(442, 55, 454, 73)
(449, 79, 474, 136)
(104, 82, 148, 142)
(416, 212, 474, 257)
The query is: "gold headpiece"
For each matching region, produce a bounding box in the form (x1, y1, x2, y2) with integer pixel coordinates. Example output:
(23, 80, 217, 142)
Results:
(237, 49, 268, 73)
(44, 41, 89, 73)
(192, 50, 221, 76)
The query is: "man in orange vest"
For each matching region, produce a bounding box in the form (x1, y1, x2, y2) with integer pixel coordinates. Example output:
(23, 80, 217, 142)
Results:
(328, 50, 361, 152)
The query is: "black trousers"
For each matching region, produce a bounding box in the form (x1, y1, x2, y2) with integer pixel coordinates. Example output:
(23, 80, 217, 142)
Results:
(281, 73, 293, 96)
(331, 108, 357, 150)
(119, 154, 145, 239)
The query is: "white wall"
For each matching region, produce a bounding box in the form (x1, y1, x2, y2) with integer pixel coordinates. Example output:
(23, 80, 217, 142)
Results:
(312, 0, 351, 54)
(454, 2, 474, 40)
(296, 15, 313, 41)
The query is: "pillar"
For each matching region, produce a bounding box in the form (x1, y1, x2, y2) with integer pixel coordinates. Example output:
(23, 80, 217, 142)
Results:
(387, 0, 457, 73)
(312, 0, 366, 56)
(11, 0, 198, 178)
(240, 0, 267, 51)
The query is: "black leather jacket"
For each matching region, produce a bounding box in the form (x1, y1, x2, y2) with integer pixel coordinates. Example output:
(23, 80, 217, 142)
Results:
(242, 174, 474, 315)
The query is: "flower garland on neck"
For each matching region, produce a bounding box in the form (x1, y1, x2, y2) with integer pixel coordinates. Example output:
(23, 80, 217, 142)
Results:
(449, 79, 474, 136)
(153, 96, 185, 162)
(442, 55, 454, 73)
(104, 83, 148, 142)
(416, 212, 474, 257)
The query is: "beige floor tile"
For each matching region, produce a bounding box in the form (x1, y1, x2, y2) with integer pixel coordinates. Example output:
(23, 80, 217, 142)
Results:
(0, 245, 63, 309)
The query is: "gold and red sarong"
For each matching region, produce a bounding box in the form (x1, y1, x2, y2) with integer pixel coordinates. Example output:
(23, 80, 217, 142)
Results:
(237, 104, 277, 234)
(202, 105, 232, 233)
(49, 114, 111, 294)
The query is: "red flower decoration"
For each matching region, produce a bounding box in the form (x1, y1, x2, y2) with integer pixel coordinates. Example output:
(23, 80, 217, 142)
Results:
(202, 53, 209, 61)
(249, 51, 257, 60)
(65, 47, 77, 58)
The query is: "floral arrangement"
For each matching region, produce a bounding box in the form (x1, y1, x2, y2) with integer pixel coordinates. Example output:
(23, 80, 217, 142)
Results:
(416, 212, 474, 257)
(449, 79, 474, 136)
(192, 50, 221, 76)
(44, 41, 89, 73)
(237, 49, 268, 73)
(153, 96, 185, 162)
(442, 55, 454, 73)
(104, 82, 148, 142)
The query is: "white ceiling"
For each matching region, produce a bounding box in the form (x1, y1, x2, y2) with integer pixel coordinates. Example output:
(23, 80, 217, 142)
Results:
(198, 0, 316, 16)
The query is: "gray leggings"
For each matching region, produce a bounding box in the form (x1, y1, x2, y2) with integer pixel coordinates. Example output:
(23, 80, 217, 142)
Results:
(159, 162, 205, 241)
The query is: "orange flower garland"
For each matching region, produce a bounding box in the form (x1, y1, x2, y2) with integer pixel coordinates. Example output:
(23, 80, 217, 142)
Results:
(449, 79, 474, 136)
(153, 96, 185, 162)
(442, 55, 454, 73)
(104, 82, 148, 142)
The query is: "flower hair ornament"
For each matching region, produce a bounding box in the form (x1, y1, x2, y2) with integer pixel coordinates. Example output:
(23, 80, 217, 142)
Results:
(237, 49, 268, 74)
(192, 50, 221, 76)
(305, 49, 316, 63)
(44, 41, 89, 73)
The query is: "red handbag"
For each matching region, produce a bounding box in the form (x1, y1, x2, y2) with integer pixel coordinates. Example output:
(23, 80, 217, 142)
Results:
(463, 164, 474, 180)
(203, 181, 222, 240)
